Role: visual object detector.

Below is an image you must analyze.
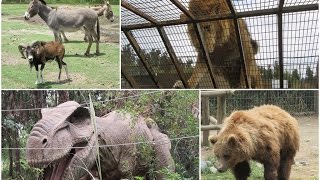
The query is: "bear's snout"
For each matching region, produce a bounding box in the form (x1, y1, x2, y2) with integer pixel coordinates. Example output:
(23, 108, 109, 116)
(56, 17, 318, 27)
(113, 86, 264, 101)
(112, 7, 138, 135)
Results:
(214, 162, 228, 173)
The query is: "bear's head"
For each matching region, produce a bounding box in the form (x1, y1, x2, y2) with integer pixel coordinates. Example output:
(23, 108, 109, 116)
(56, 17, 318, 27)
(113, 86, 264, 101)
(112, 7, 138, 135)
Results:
(209, 132, 251, 173)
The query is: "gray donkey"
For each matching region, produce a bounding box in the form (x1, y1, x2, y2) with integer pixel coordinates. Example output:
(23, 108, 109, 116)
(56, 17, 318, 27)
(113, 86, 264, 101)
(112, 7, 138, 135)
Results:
(24, 0, 100, 56)
(60, 0, 115, 42)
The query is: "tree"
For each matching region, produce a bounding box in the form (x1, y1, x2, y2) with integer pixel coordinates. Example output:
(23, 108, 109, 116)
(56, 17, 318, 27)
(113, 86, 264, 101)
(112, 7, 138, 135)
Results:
(306, 66, 314, 82)
(292, 69, 300, 81)
(273, 61, 280, 79)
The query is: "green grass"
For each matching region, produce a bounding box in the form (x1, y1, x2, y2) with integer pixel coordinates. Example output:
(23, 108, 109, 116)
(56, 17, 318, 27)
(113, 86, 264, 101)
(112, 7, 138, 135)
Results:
(1, 4, 120, 89)
(201, 155, 264, 180)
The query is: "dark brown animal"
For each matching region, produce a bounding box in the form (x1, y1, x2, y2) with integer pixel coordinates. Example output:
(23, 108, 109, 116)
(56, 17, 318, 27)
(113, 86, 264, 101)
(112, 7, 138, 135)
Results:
(18, 41, 70, 84)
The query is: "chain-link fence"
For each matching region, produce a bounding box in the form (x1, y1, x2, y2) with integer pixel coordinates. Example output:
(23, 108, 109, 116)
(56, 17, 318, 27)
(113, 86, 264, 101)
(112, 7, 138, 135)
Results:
(121, 0, 319, 89)
(208, 90, 318, 118)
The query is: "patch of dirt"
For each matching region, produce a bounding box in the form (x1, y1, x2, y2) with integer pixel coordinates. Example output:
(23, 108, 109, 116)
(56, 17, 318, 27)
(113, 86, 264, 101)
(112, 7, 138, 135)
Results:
(40, 71, 87, 85)
(291, 116, 318, 179)
(8, 15, 119, 43)
(9, 15, 47, 26)
(201, 116, 319, 179)
(2, 53, 27, 66)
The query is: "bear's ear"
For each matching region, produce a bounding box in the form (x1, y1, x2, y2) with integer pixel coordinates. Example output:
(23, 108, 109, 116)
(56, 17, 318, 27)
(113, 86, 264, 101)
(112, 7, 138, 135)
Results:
(231, 111, 245, 121)
(227, 134, 238, 147)
(209, 135, 218, 145)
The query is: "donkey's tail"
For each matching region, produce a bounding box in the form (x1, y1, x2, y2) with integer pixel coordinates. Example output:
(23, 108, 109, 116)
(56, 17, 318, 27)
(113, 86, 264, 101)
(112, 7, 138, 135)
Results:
(97, 17, 100, 41)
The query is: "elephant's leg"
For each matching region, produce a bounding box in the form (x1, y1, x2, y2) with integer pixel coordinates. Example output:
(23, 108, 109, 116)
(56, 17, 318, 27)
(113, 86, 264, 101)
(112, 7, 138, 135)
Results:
(151, 132, 175, 179)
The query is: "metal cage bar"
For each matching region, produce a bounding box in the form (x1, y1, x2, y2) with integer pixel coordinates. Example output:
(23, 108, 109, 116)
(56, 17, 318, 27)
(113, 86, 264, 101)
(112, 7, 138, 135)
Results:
(169, 0, 195, 20)
(194, 23, 217, 88)
(121, 1, 159, 24)
(123, 30, 160, 88)
(121, 1, 319, 89)
(121, 4, 318, 31)
(121, 70, 135, 88)
(278, 0, 285, 88)
(226, 0, 250, 88)
(157, 27, 189, 88)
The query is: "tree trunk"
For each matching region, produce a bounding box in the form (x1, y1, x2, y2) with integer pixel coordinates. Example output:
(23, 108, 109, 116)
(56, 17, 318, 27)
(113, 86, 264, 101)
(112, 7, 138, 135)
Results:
(8, 137, 13, 177)
(58, 91, 70, 104)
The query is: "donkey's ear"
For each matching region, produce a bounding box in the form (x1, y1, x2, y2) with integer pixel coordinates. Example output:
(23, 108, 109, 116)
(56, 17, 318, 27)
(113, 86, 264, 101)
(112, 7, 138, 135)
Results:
(68, 107, 91, 124)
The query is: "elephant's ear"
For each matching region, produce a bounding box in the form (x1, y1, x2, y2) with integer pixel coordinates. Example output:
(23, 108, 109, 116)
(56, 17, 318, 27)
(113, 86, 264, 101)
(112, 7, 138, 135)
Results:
(209, 135, 219, 145)
(67, 107, 91, 124)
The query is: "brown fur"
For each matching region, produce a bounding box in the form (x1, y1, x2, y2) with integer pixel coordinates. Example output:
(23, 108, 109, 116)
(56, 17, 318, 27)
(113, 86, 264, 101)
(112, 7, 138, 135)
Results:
(181, 0, 263, 88)
(209, 105, 299, 180)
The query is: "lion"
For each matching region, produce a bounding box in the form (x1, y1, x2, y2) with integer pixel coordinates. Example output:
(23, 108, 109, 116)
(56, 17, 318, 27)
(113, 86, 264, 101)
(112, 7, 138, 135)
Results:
(174, 0, 263, 89)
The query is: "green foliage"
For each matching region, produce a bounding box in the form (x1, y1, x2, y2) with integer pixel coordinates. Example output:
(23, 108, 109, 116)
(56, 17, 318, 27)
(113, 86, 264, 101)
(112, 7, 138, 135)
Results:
(306, 66, 314, 81)
(158, 168, 183, 180)
(134, 176, 144, 180)
(2, 91, 199, 179)
(118, 91, 199, 179)
(259, 61, 318, 88)
(2, 128, 43, 179)
(202, 156, 264, 180)
(121, 45, 194, 79)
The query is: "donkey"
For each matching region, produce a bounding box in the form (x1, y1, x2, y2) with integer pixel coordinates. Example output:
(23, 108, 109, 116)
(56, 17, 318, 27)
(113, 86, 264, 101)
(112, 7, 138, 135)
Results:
(60, 0, 115, 42)
(24, 0, 100, 56)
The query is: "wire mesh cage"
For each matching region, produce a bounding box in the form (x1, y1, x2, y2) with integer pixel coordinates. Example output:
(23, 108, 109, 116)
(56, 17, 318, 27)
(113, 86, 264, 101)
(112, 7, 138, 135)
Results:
(208, 90, 318, 118)
(121, 0, 319, 89)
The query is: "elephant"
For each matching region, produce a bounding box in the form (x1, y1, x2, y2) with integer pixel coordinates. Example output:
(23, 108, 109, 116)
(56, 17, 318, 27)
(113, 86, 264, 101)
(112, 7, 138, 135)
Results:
(26, 101, 175, 180)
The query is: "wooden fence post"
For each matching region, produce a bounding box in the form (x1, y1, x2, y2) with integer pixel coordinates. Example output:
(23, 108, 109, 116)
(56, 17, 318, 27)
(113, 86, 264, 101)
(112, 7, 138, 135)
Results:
(202, 96, 210, 146)
(217, 95, 226, 124)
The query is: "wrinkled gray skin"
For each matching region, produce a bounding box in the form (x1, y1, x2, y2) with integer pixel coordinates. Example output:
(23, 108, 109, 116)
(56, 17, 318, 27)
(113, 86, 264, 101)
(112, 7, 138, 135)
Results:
(26, 101, 175, 180)
(24, 0, 100, 56)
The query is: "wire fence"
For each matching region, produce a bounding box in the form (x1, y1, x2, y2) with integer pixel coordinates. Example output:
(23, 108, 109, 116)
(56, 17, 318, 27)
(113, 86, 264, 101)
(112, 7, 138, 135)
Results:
(1, 91, 161, 112)
(121, 0, 319, 89)
(2, 135, 199, 150)
(208, 90, 318, 121)
(2, 90, 199, 179)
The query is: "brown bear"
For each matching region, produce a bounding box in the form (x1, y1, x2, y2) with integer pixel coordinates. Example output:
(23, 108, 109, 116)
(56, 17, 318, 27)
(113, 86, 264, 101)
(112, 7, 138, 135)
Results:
(209, 105, 299, 180)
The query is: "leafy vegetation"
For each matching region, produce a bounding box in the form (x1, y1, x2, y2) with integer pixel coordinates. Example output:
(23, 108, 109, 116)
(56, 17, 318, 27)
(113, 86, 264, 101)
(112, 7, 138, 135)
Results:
(202, 158, 264, 180)
(2, 90, 199, 179)
(122, 45, 319, 89)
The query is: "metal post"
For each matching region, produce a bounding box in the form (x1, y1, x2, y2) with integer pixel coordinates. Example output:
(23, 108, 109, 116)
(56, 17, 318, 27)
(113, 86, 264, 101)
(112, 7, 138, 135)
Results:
(278, 0, 285, 88)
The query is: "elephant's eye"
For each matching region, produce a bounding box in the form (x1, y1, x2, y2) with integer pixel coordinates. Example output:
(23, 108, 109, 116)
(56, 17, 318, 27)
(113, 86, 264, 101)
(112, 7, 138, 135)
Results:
(203, 26, 210, 31)
(223, 154, 231, 160)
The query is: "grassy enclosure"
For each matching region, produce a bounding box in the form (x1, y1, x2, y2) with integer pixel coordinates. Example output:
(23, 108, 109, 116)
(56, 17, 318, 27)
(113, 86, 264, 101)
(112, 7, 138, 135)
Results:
(1, 3, 120, 89)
